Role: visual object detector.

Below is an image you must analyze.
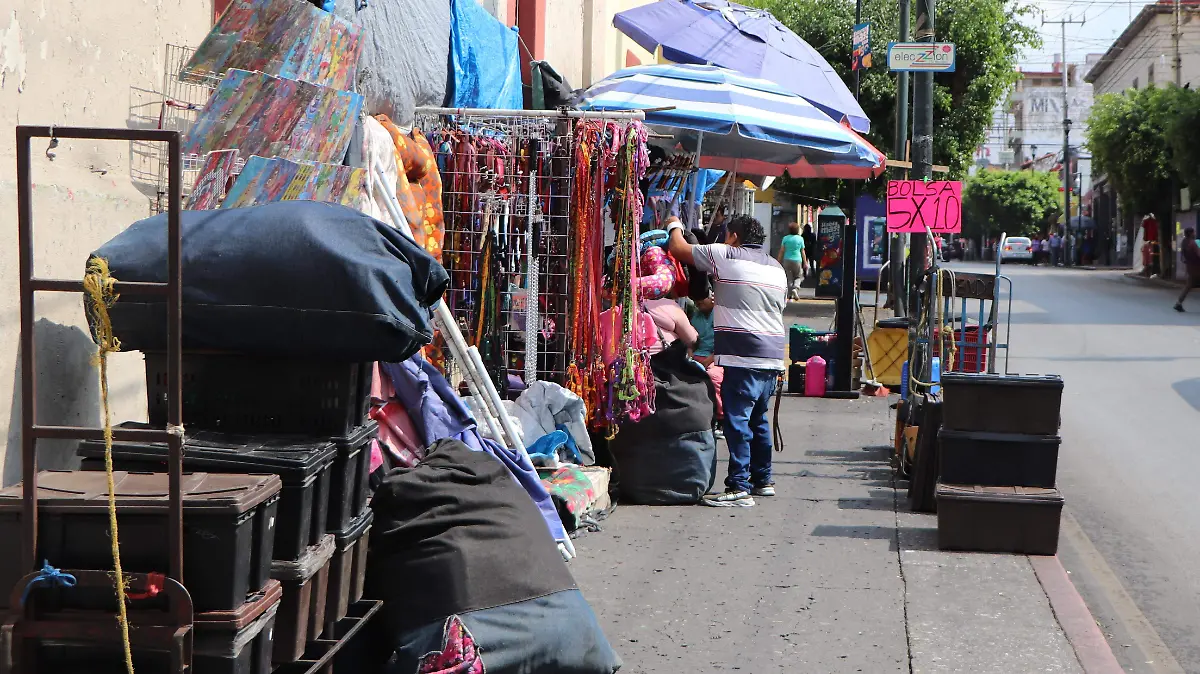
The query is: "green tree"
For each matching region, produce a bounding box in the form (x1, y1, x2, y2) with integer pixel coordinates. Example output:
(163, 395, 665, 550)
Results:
(743, 0, 1038, 205)
(961, 169, 1061, 239)
(1164, 85, 1200, 194)
(1085, 86, 1180, 217)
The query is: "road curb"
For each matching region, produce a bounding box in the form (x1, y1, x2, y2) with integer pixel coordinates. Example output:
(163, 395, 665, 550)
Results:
(1122, 271, 1184, 289)
(1030, 554, 1125, 674)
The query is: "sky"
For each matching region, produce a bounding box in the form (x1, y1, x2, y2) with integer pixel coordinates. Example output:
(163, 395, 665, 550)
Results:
(1021, 0, 1152, 69)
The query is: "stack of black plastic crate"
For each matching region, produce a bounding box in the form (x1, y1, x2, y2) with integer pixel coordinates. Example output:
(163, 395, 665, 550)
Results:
(935, 373, 1066, 555)
(75, 353, 377, 673)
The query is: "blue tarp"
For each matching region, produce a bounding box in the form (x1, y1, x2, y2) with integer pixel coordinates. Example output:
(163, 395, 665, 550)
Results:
(448, 0, 522, 109)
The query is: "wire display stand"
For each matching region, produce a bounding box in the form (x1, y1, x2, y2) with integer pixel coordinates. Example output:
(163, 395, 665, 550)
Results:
(414, 107, 644, 388)
(150, 44, 237, 214)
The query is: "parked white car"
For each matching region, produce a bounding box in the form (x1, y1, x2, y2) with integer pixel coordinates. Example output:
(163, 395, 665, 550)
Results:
(999, 237, 1034, 263)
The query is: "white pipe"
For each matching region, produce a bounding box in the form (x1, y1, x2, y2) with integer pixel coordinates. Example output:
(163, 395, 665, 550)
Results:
(415, 106, 645, 120)
(468, 345, 525, 450)
(372, 170, 510, 445)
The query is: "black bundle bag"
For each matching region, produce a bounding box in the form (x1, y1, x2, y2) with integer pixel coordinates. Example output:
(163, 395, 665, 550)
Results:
(610, 342, 718, 505)
(89, 201, 449, 362)
(368, 439, 621, 673)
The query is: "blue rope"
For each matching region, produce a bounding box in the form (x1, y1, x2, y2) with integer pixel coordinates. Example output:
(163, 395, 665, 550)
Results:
(21, 561, 77, 606)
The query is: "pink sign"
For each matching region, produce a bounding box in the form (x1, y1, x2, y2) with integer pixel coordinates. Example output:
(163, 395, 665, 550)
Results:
(886, 180, 962, 233)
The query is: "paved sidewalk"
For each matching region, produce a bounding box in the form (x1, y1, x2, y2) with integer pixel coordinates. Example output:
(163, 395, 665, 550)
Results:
(572, 396, 1089, 673)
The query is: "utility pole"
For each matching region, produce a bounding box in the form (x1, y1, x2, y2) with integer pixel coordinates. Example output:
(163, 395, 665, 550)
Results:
(1042, 13, 1085, 266)
(835, 0, 865, 393)
(907, 0, 934, 317)
(1174, 0, 1182, 86)
(891, 0, 910, 317)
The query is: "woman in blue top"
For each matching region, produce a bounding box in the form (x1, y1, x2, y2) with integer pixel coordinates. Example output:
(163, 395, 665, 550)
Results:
(777, 222, 808, 300)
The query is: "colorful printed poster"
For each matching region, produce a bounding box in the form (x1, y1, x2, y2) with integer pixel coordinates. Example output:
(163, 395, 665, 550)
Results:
(183, 0, 362, 90)
(852, 23, 872, 70)
(182, 69, 363, 165)
(185, 150, 241, 210)
(220, 157, 367, 210)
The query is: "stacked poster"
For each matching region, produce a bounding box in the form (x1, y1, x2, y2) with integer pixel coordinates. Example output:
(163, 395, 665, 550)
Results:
(182, 0, 362, 91)
(222, 155, 367, 210)
(185, 150, 241, 210)
(182, 69, 363, 164)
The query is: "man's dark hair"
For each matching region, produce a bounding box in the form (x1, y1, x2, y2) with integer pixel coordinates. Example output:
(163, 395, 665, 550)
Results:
(1186, 227, 1196, 237)
(726, 214, 765, 246)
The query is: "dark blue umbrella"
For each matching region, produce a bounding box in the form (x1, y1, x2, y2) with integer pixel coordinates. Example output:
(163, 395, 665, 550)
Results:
(613, 0, 870, 133)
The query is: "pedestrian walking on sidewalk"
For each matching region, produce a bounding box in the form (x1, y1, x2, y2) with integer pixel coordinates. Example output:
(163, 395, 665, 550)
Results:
(1050, 231, 1063, 266)
(1175, 227, 1200, 312)
(667, 214, 787, 507)
(777, 221, 808, 300)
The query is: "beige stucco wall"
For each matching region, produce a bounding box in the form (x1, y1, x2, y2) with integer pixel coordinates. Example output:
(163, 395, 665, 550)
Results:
(0, 2, 213, 485)
(538, 0, 656, 90)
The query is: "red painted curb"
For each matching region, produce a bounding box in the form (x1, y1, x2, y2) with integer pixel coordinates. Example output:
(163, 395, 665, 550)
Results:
(1030, 555, 1125, 674)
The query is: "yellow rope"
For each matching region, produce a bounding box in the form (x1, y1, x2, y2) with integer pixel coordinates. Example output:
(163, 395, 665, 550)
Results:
(83, 257, 135, 674)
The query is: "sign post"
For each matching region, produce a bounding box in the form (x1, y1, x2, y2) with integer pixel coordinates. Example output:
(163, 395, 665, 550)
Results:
(887, 42, 956, 72)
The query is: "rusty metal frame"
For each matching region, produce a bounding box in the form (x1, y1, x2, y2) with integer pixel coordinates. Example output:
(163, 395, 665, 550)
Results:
(2, 571, 193, 673)
(13, 126, 186, 671)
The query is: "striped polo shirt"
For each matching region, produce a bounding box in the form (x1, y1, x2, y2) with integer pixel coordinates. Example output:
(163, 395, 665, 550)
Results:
(691, 243, 787, 370)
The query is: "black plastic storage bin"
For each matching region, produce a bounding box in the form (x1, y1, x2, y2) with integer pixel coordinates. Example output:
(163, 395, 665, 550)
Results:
(326, 509, 373, 628)
(0, 471, 280, 613)
(326, 422, 377, 533)
(936, 483, 1063, 555)
(33, 579, 282, 674)
(146, 353, 372, 436)
(79, 422, 336, 561)
(938, 429, 1061, 488)
(272, 534, 336, 664)
(941, 373, 1063, 434)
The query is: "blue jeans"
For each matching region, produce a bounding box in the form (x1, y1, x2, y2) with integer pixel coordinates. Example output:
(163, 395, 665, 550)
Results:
(721, 367, 778, 492)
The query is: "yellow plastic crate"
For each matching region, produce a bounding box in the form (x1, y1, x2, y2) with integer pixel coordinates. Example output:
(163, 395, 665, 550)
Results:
(866, 327, 908, 387)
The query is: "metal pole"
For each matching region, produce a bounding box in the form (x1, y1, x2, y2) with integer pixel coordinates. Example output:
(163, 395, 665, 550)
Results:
(836, 0, 864, 392)
(16, 128, 37, 576)
(1062, 23, 1072, 267)
(891, 0, 910, 317)
(908, 0, 934, 317)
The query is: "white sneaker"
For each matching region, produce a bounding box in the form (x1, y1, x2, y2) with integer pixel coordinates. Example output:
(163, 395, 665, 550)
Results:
(751, 485, 776, 497)
(702, 490, 756, 507)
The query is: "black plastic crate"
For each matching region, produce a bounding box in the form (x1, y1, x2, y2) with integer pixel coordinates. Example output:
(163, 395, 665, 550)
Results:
(79, 423, 336, 561)
(938, 429, 1060, 488)
(937, 483, 1063, 555)
(941, 373, 1063, 435)
(326, 422, 377, 533)
(146, 353, 371, 436)
(327, 509, 373, 629)
(0, 471, 280, 613)
(788, 326, 835, 364)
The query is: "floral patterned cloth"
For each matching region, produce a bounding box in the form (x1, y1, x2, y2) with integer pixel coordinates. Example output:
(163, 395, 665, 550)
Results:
(375, 115, 445, 261)
(417, 616, 485, 674)
(540, 465, 598, 532)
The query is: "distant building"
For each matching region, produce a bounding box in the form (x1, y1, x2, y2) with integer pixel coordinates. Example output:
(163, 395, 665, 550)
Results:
(1008, 55, 1097, 193)
(1086, 1, 1200, 268)
(1085, 0, 1200, 94)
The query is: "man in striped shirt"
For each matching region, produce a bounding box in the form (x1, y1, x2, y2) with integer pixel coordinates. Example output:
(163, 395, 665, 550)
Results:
(668, 214, 787, 507)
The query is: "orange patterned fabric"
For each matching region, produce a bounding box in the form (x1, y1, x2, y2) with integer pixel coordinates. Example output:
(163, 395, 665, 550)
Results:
(375, 115, 445, 262)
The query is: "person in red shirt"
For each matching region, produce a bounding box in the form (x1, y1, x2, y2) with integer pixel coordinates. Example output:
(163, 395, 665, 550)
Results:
(1175, 227, 1200, 312)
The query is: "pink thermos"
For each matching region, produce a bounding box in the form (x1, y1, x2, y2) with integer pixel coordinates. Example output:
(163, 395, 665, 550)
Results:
(805, 356, 827, 397)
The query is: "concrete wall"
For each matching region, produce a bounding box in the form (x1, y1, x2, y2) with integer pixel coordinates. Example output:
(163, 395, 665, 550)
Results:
(0, 2, 213, 485)
(533, 0, 655, 90)
(1092, 11, 1200, 95)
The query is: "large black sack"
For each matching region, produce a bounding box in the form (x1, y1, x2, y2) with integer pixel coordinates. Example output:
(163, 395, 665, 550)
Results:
(90, 201, 449, 362)
(610, 343, 718, 505)
(369, 439, 621, 673)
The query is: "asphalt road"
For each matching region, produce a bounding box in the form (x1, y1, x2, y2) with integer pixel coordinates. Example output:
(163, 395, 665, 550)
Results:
(963, 262, 1200, 674)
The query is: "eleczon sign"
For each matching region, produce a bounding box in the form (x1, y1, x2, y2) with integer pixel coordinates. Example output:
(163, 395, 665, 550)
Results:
(887, 43, 956, 72)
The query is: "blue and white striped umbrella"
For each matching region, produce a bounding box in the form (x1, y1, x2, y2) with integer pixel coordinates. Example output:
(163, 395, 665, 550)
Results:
(579, 64, 879, 168)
